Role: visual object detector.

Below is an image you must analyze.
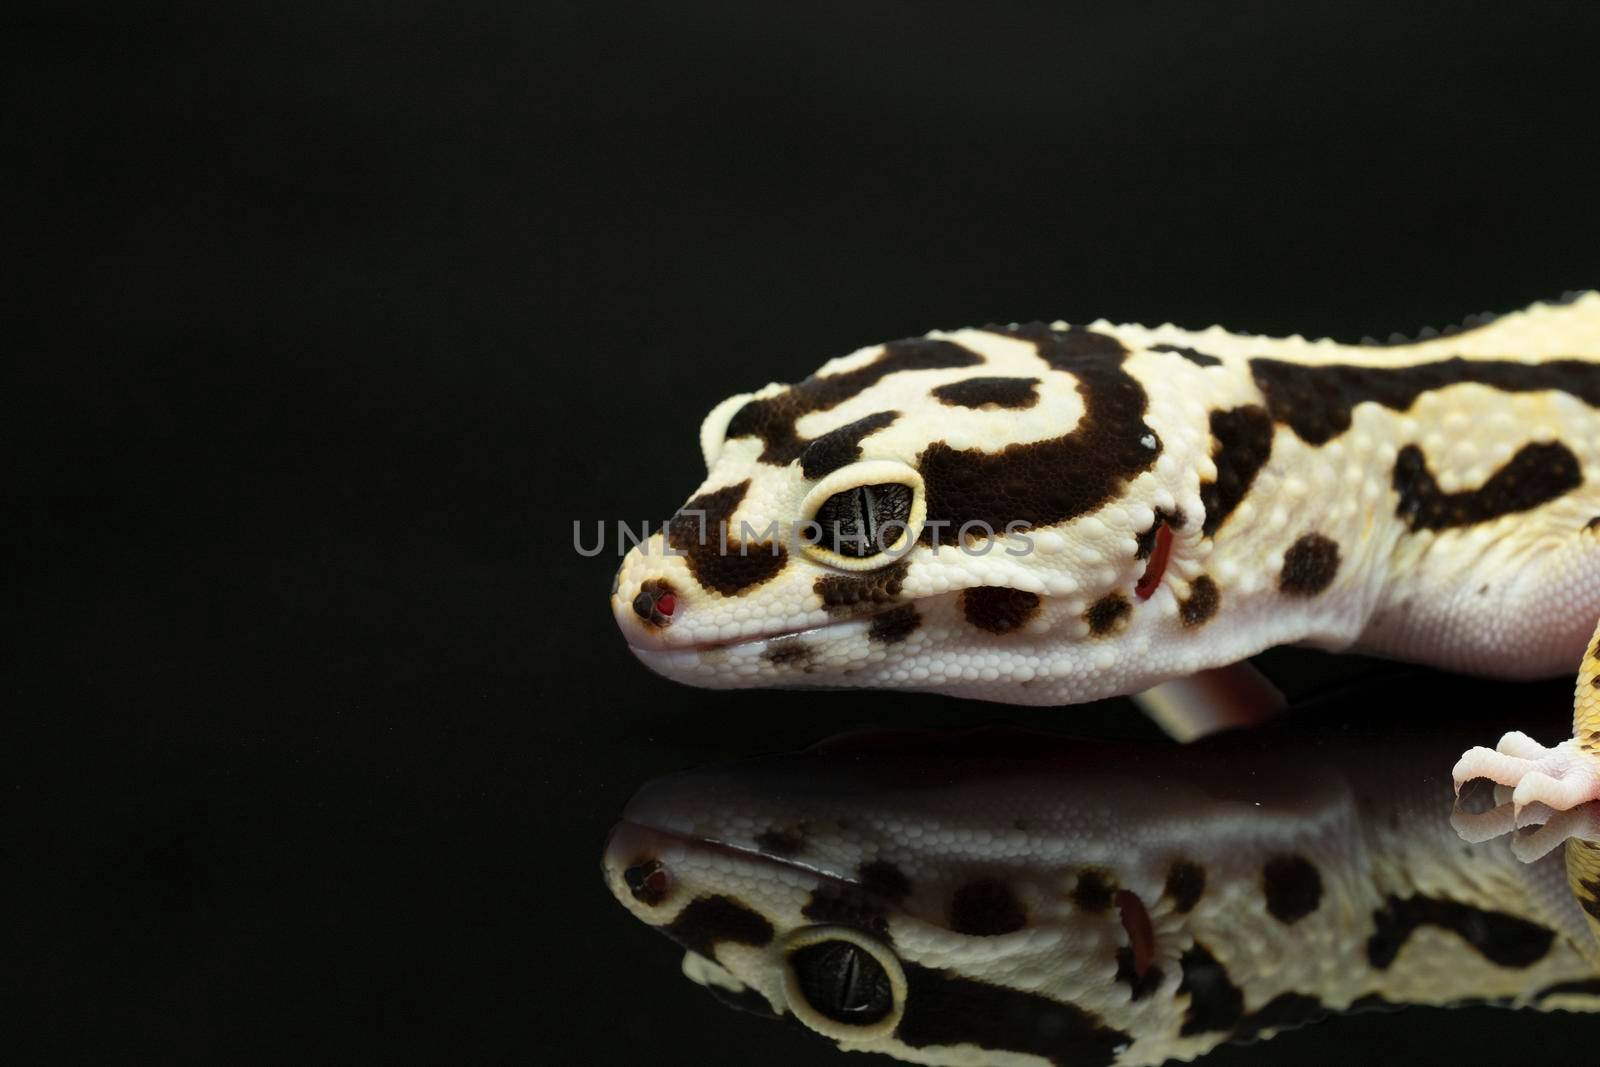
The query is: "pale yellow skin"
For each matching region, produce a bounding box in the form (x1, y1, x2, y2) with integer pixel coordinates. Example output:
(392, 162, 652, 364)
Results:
(608, 296, 1600, 1055)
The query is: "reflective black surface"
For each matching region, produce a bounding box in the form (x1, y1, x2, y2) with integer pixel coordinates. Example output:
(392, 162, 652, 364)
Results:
(10, 3, 1600, 1062)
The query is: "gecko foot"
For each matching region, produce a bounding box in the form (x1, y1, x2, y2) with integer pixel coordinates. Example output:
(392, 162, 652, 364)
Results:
(1452, 733, 1600, 816)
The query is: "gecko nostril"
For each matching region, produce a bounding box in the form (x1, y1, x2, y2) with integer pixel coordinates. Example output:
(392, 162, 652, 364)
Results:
(631, 579, 679, 627)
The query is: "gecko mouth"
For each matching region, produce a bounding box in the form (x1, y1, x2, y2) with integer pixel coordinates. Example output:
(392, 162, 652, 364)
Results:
(631, 600, 926, 657)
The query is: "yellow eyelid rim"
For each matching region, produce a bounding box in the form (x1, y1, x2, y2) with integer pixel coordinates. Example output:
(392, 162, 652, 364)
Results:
(798, 460, 926, 572)
(779, 925, 907, 1042)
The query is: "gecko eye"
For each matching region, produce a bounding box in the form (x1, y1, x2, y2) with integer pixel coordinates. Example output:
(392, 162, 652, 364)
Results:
(782, 926, 905, 1039)
(809, 483, 913, 558)
(790, 940, 893, 1022)
(798, 461, 926, 572)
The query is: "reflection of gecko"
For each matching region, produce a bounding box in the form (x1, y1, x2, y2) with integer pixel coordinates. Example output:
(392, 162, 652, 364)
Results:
(604, 692, 1600, 1066)
(610, 294, 1600, 844)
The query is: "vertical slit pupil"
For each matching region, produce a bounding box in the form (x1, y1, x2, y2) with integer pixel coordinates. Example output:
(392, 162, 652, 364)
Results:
(815, 483, 912, 557)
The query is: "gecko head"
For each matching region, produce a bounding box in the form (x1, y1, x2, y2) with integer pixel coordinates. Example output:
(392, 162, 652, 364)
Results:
(610, 324, 1210, 704)
(600, 729, 1239, 1064)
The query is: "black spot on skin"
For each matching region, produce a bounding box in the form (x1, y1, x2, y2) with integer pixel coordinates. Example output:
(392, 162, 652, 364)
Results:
(662, 895, 775, 959)
(1233, 993, 1327, 1044)
(754, 826, 807, 857)
(1199, 405, 1274, 537)
(1072, 870, 1115, 913)
(897, 961, 1131, 1067)
(918, 324, 1160, 545)
(1366, 894, 1555, 970)
(1085, 593, 1130, 636)
(1578, 875, 1600, 922)
(797, 410, 900, 480)
(1180, 576, 1220, 627)
(1151, 343, 1222, 368)
(1393, 440, 1582, 531)
(859, 860, 912, 900)
(1114, 947, 1164, 1000)
(727, 338, 982, 465)
(932, 375, 1042, 409)
(868, 603, 920, 644)
(1279, 534, 1340, 596)
(1177, 942, 1243, 1035)
(623, 859, 670, 906)
(1164, 861, 1206, 913)
(1251, 356, 1600, 447)
(814, 558, 908, 613)
(1536, 978, 1600, 1001)
(962, 586, 1041, 634)
(667, 481, 787, 596)
(949, 877, 1027, 936)
(1135, 508, 1185, 560)
(802, 886, 892, 941)
(1262, 855, 1322, 923)
(761, 637, 813, 670)
(1587, 516, 1600, 531)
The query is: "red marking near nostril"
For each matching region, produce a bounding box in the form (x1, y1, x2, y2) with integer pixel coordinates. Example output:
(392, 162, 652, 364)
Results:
(1135, 522, 1173, 601)
(1116, 889, 1155, 976)
(654, 593, 677, 617)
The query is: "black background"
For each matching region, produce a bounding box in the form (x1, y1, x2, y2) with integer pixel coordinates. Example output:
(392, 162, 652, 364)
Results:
(9, 3, 1600, 1063)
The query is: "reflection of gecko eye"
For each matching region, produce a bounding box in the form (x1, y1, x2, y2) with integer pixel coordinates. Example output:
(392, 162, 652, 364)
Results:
(782, 926, 905, 1039)
(790, 939, 892, 1022)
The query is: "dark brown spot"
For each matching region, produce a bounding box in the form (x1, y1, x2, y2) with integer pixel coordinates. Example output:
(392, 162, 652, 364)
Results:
(962, 586, 1041, 634)
(727, 338, 982, 465)
(1393, 440, 1581, 531)
(797, 410, 900, 480)
(1085, 593, 1130, 636)
(932, 375, 1041, 409)
(1114, 946, 1164, 1001)
(1367, 894, 1555, 969)
(1279, 533, 1340, 596)
(1585, 516, 1600, 532)
(897, 961, 1130, 1067)
(1180, 576, 1220, 627)
(918, 324, 1160, 545)
(1164, 861, 1206, 913)
(755, 826, 807, 857)
(1151, 343, 1222, 368)
(803, 886, 892, 940)
(858, 860, 912, 900)
(667, 481, 787, 596)
(1199, 405, 1274, 537)
(814, 558, 908, 613)
(1072, 869, 1116, 913)
(1177, 942, 1243, 1035)
(623, 859, 670, 906)
(662, 895, 775, 959)
(949, 877, 1027, 936)
(1535, 978, 1600, 1002)
(868, 603, 920, 644)
(1251, 356, 1600, 447)
(1262, 854, 1322, 923)
(762, 637, 814, 670)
